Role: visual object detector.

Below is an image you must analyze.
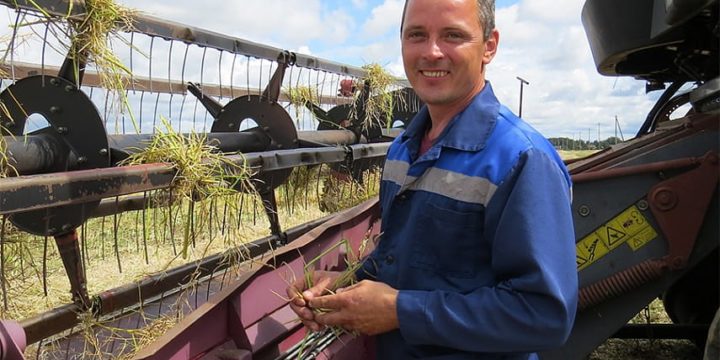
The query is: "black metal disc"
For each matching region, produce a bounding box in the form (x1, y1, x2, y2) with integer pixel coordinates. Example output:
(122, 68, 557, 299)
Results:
(213, 95, 298, 193)
(0, 75, 109, 236)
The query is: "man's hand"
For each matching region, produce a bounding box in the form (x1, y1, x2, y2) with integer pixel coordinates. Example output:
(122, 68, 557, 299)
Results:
(308, 280, 399, 336)
(286, 270, 341, 332)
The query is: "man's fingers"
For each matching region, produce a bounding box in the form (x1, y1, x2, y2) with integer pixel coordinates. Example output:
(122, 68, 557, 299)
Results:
(314, 310, 347, 328)
(308, 293, 343, 310)
(304, 276, 334, 300)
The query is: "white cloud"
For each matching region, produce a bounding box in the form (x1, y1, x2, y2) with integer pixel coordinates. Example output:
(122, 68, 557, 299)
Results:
(352, 0, 368, 8)
(361, 0, 404, 38)
(490, 0, 653, 138)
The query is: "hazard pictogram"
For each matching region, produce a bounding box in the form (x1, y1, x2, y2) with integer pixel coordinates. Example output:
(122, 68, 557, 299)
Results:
(606, 226, 627, 246)
(576, 254, 588, 268)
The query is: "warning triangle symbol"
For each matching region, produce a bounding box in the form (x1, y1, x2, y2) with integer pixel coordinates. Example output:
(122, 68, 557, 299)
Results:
(606, 226, 627, 246)
(576, 254, 588, 268)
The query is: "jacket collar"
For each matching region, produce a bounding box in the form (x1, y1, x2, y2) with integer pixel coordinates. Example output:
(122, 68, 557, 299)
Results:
(402, 81, 500, 152)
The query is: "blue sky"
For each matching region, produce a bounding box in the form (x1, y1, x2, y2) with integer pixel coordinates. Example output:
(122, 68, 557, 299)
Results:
(1, 0, 659, 140)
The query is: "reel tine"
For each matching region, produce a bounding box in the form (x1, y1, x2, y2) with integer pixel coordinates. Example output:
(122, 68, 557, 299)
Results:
(42, 234, 48, 296)
(113, 197, 122, 273)
(1, 216, 7, 311)
(142, 191, 149, 264)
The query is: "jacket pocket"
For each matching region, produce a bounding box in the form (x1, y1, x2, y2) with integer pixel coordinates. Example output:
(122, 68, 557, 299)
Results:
(410, 203, 484, 278)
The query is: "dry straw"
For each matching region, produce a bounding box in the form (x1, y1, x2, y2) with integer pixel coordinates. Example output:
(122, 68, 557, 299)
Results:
(285, 233, 373, 359)
(121, 118, 255, 257)
(351, 63, 398, 131)
(287, 85, 320, 124)
(16, 0, 140, 132)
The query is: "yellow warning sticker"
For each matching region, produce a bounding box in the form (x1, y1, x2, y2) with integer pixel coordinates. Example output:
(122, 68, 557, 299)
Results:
(577, 205, 658, 271)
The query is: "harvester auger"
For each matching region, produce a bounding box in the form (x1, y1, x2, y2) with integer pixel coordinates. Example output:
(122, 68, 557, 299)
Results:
(0, 0, 716, 359)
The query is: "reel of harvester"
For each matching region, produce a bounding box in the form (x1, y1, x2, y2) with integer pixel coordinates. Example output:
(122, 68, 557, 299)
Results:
(0, 0, 421, 358)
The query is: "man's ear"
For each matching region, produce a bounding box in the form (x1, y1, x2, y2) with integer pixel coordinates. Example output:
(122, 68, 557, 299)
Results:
(483, 29, 499, 64)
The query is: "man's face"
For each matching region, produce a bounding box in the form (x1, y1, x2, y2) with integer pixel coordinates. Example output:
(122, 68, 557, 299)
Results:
(401, 0, 498, 108)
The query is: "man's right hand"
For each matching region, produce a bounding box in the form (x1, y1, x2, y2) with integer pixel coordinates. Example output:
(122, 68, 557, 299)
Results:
(286, 270, 341, 332)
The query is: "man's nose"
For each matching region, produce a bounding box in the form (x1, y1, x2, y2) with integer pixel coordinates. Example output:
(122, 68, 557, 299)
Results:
(422, 38, 444, 60)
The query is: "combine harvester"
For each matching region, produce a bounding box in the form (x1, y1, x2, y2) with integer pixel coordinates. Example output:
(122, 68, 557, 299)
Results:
(0, 0, 716, 359)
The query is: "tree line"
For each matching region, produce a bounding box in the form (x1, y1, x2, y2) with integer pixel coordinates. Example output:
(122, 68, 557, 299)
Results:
(548, 137, 624, 151)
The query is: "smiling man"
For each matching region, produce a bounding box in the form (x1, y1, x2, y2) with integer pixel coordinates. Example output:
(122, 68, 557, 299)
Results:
(288, 0, 578, 358)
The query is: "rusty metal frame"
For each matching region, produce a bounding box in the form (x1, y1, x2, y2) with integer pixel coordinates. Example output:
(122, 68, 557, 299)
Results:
(20, 213, 334, 345)
(0, 142, 390, 215)
(131, 198, 381, 360)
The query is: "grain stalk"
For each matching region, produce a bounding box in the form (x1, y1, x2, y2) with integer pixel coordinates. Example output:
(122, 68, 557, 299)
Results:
(351, 63, 399, 132)
(120, 118, 255, 258)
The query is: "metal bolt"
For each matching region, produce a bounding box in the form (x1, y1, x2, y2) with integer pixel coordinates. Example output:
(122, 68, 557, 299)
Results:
(263, 126, 270, 132)
(99, 148, 108, 156)
(637, 199, 649, 210)
(77, 156, 87, 164)
(227, 123, 235, 128)
(61, 224, 72, 232)
(50, 106, 62, 114)
(57, 126, 68, 134)
(654, 188, 677, 211)
(47, 227, 56, 234)
(578, 205, 591, 217)
(64, 85, 74, 92)
(49, 78, 59, 86)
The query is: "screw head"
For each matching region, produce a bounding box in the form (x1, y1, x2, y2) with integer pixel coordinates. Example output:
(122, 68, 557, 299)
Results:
(99, 148, 108, 156)
(50, 106, 62, 114)
(64, 85, 75, 92)
(56, 126, 68, 134)
(637, 199, 649, 210)
(49, 78, 59, 86)
(77, 156, 87, 164)
(61, 224, 72, 232)
(578, 205, 591, 217)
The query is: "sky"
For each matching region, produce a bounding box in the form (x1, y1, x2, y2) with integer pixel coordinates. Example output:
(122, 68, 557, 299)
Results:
(114, 0, 660, 140)
(2, 0, 662, 140)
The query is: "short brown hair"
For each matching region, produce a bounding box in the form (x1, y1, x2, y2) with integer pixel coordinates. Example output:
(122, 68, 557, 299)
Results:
(400, 0, 495, 40)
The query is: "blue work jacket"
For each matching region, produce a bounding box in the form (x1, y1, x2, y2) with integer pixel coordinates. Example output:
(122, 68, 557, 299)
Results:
(358, 83, 578, 359)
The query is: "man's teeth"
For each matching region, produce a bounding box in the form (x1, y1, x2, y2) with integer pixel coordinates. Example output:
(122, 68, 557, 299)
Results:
(422, 71, 448, 77)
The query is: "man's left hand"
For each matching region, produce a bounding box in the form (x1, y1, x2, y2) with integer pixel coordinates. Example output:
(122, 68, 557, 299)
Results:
(308, 280, 399, 336)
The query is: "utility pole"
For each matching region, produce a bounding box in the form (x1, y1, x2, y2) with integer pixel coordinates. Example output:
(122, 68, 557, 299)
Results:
(516, 76, 529, 118)
(615, 115, 625, 142)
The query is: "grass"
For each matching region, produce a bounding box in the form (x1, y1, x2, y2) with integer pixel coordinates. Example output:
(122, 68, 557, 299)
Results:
(351, 63, 399, 131)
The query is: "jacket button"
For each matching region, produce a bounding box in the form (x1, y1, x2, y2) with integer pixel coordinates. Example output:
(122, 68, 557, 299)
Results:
(385, 255, 395, 264)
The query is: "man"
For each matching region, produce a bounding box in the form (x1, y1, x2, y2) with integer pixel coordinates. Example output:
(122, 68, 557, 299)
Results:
(288, 0, 578, 358)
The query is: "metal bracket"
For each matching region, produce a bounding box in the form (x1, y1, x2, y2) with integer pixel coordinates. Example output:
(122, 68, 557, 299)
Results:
(54, 229, 91, 308)
(649, 151, 719, 269)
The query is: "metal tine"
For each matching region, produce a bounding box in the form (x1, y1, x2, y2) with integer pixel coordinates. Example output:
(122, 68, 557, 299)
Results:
(7, 9, 23, 82)
(42, 235, 48, 296)
(100, 215, 107, 261)
(316, 163, 324, 207)
(169, 187, 177, 256)
(179, 43, 190, 133)
(201, 47, 210, 132)
(1, 216, 6, 311)
(139, 90, 145, 132)
(113, 197, 122, 273)
(230, 52, 237, 99)
(189, 200, 196, 249)
(142, 192, 149, 264)
(168, 40, 175, 123)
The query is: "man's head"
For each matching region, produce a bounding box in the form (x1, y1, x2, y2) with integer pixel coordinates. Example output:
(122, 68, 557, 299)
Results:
(400, 0, 499, 111)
